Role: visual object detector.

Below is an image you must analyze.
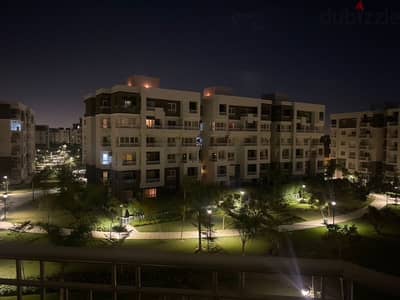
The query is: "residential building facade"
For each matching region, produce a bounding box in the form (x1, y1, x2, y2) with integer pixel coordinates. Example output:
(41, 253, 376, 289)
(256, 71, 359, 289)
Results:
(83, 76, 201, 200)
(330, 107, 400, 181)
(35, 125, 50, 149)
(83, 76, 326, 200)
(201, 89, 325, 186)
(0, 102, 35, 184)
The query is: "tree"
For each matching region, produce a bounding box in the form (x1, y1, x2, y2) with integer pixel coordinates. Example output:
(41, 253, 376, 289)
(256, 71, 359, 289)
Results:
(181, 178, 216, 252)
(229, 199, 266, 255)
(367, 206, 383, 235)
(324, 223, 359, 258)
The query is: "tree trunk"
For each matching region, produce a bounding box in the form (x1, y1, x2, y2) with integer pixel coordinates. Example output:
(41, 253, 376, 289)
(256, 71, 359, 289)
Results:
(241, 240, 246, 256)
(180, 205, 186, 240)
(198, 210, 202, 252)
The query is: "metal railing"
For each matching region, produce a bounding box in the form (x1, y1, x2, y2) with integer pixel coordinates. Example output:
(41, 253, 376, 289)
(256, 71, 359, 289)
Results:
(0, 245, 399, 300)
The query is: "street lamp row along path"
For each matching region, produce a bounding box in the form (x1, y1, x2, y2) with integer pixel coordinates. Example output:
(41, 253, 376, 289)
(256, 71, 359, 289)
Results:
(0, 193, 388, 240)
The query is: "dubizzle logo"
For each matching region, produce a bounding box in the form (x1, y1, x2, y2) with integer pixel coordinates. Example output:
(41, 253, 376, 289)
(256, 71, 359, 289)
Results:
(355, 0, 365, 12)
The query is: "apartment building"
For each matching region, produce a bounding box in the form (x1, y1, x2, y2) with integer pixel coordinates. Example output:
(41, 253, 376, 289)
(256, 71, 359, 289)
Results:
(70, 120, 82, 146)
(35, 125, 50, 149)
(330, 111, 386, 179)
(49, 127, 71, 146)
(384, 107, 399, 180)
(0, 102, 35, 184)
(83, 76, 201, 200)
(201, 90, 325, 185)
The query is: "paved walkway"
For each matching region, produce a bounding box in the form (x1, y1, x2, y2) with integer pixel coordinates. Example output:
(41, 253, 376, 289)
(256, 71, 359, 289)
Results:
(278, 193, 387, 232)
(0, 193, 390, 240)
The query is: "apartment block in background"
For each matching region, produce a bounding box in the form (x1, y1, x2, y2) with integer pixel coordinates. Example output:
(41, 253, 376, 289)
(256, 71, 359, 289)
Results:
(83, 75, 201, 200)
(70, 119, 82, 146)
(35, 124, 50, 149)
(384, 107, 400, 180)
(201, 90, 325, 185)
(330, 111, 385, 179)
(201, 87, 272, 186)
(0, 102, 35, 184)
(263, 93, 326, 176)
(49, 127, 71, 146)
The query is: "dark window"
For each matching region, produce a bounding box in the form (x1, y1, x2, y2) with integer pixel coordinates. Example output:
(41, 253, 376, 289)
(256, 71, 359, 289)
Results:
(319, 112, 324, 121)
(219, 104, 227, 115)
(189, 102, 197, 113)
(187, 167, 198, 176)
(247, 164, 257, 174)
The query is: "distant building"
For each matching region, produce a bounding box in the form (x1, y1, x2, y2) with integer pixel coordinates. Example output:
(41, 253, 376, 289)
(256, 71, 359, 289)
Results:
(35, 125, 49, 149)
(49, 127, 71, 146)
(70, 119, 82, 146)
(0, 102, 35, 184)
(330, 106, 399, 181)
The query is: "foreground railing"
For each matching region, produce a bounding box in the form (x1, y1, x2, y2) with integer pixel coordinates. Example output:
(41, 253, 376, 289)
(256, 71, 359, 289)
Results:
(0, 245, 399, 300)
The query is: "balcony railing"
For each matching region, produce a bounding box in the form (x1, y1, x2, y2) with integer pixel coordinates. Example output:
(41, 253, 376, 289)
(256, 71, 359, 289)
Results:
(247, 156, 257, 161)
(146, 177, 160, 183)
(217, 173, 227, 177)
(118, 143, 139, 147)
(182, 142, 197, 147)
(146, 142, 161, 147)
(146, 160, 160, 165)
(122, 160, 136, 166)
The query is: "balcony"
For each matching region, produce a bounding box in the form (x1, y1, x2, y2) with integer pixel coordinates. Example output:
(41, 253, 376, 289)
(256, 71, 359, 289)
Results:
(210, 142, 231, 147)
(146, 177, 160, 183)
(118, 143, 139, 147)
(247, 156, 257, 161)
(167, 159, 176, 163)
(122, 160, 136, 166)
(260, 155, 268, 160)
(184, 126, 199, 131)
(165, 124, 183, 129)
(247, 171, 257, 175)
(168, 142, 177, 147)
(359, 156, 370, 161)
(147, 160, 160, 165)
(146, 142, 161, 147)
(217, 173, 227, 178)
(182, 142, 196, 147)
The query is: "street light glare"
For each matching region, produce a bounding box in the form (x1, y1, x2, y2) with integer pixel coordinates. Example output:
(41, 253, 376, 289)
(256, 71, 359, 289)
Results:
(240, 191, 245, 195)
(301, 288, 310, 297)
(331, 201, 336, 206)
(207, 209, 212, 215)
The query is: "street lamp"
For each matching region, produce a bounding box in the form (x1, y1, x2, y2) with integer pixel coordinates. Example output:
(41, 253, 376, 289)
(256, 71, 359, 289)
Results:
(301, 288, 310, 297)
(2, 193, 8, 221)
(331, 201, 336, 225)
(119, 204, 124, 226)
(3, 176, 8, 194)
(206, 208, 212, 251)
(299, 184, 306, 201)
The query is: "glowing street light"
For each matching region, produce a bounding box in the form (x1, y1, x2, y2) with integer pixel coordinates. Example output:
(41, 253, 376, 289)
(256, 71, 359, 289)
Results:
(240, 191, 245, 196)
(3, 176, 8, 194)
(301, 288, 310, 297)
(206, 209, 212, 215)
(331, 201, 337, 225)
(2, 193, 8, 221)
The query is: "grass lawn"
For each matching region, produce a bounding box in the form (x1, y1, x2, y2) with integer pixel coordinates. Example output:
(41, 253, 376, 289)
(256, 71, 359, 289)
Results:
(122, 236, 270, 255)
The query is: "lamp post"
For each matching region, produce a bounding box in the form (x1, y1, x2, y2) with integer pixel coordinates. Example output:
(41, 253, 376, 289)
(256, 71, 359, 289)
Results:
(3, 176, 8, 194)
(331, 201, 336, 225)
(299, 184, 306, 201)
(119, 204, 124, 226)
(206, 208, 212, 251)
(2, 193, 8, 221)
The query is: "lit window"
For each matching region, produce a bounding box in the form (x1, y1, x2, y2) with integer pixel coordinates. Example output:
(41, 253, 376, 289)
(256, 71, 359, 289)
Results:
(101, 151, 112, 165)
(146, 118, 155, 128)
(145, 188, 157, 198)
(10, 120, 22, 131)
(101, 118, 110, 129)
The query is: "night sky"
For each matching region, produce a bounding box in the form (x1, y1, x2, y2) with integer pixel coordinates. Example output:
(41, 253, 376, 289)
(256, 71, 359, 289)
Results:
(1, 0, 400, 127)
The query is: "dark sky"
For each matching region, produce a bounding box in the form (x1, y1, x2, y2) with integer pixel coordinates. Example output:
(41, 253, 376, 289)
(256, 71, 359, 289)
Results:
(1, 0, 400, 127)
